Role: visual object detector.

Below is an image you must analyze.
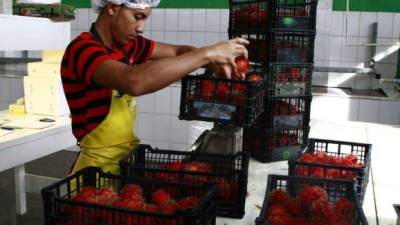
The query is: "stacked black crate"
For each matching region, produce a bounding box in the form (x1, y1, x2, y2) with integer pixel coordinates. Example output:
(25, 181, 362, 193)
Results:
(229, 0, 318, 162)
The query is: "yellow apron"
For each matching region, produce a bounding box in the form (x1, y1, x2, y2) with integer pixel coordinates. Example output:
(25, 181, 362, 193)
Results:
(71, 90, 140, 175)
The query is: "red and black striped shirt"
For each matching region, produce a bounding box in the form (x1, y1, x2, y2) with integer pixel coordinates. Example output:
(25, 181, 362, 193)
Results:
(61, 24, 154, 141)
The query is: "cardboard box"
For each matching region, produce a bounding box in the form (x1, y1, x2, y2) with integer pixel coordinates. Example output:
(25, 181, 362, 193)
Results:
(27, 62, 60, 76)
(42, 50, 64, 62)
(23, 75, 70, 116)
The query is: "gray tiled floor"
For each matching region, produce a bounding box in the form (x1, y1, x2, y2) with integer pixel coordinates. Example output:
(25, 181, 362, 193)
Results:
(0, 150, 77, 225)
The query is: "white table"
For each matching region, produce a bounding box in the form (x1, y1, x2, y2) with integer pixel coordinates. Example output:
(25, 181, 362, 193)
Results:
(0, 111, 76, 215)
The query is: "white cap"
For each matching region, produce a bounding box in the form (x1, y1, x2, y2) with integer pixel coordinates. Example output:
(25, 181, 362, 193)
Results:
(91, 0, 161, 13)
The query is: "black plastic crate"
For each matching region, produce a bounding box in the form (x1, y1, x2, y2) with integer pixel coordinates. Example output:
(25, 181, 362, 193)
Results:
(268, 31, 316, 64)
(394, 204, 400, 225)
(229, 0, 317, 32)
(267, 0, 318, 32)
(288, 138, 372, 203)
(243, 126, 309, 162)
(229, 0, 268, 31)
(257, 95, 312, 129)
(120, 145, 250, 218)
(255, 175, 368, 225)
(179, 75, 265, 127)
(42, 167, 217, 225)
(229, 31, 315, 64)
(265, 64, 313, 97)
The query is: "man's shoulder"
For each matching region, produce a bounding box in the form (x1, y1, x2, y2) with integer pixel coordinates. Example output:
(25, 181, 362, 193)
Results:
(66, 32, 103, 50)
(125, 35, 151, 47)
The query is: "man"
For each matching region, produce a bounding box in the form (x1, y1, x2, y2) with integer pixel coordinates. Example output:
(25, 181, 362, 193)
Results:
(61, 0, 249, 175)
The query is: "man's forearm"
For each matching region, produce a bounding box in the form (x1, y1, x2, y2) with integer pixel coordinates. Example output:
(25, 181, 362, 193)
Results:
(175, 45, 197, 56)
(127, 47, 210, 95)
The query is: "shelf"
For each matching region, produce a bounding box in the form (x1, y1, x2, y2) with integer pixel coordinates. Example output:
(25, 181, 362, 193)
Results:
(0, 14, 70, 51)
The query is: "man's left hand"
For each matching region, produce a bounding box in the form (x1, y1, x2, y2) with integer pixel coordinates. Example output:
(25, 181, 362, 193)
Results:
(207, 63, 245, 80)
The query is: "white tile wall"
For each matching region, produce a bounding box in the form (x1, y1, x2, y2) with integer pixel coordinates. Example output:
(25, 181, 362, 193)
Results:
(0, 77, 23, 111)
(346, 12, 361, 37)
(143, 30, 152, 39)
(206, 33, 220, 45)
(153, 141, 171, 149)
(330, 11, 344, 36)
(192, 9, 206, 32)
(314, 35, 328, 61)
(140, 139, 154, 147)
(314, 7, 399, 90)
(137, 93, 154, 113)
(151, 31, 164, 42)
(393, 14, 400, 38)
(220, 10, 229, 33)
(178, 9, 192, 32)
(0, 103, 9, 111)
(328, 36, 343, 61)
(317, 0, 332, 10)
(0, 78, 10, 102)
(151, 9, 165, 31)
(136, 113, 155, 140)
(89, 9, 98, 24)
(170, 87, 181, 115)
(191, 32, 206, 47)
(165, 9, 178, 31)
(154, 88, 171, 114)
(75, 9, 90, 30)
(170, 143, 190, 152)
(341, 37, 358, 62)
(206, 9, 220, 32)
(219, 32, 229, 41)
(178, 32, 192, 45)
(359, 12, 377, 37)
(29, 7, 400, 147)
(163, 31, 177, 44)
(377, 13, 394, 38)
(154, 114, 171, 142)
(170, 116, 188, 144)
(9, 78, 24, 102)
(316, 9, 331, 35)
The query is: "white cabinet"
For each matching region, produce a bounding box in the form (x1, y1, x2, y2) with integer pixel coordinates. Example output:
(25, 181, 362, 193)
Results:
(0, 14, 70, 51)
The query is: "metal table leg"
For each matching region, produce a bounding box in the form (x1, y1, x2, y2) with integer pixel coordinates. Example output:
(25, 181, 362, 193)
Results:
(14, 164, 26, 215)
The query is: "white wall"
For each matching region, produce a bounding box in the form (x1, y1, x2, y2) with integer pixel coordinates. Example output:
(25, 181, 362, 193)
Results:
(0, 76, 24, 110)
(1, 2, 400, 148)
(314, 0, 399, 89)
(69, 2, 400, 90)
(71, 8, 229, 50)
